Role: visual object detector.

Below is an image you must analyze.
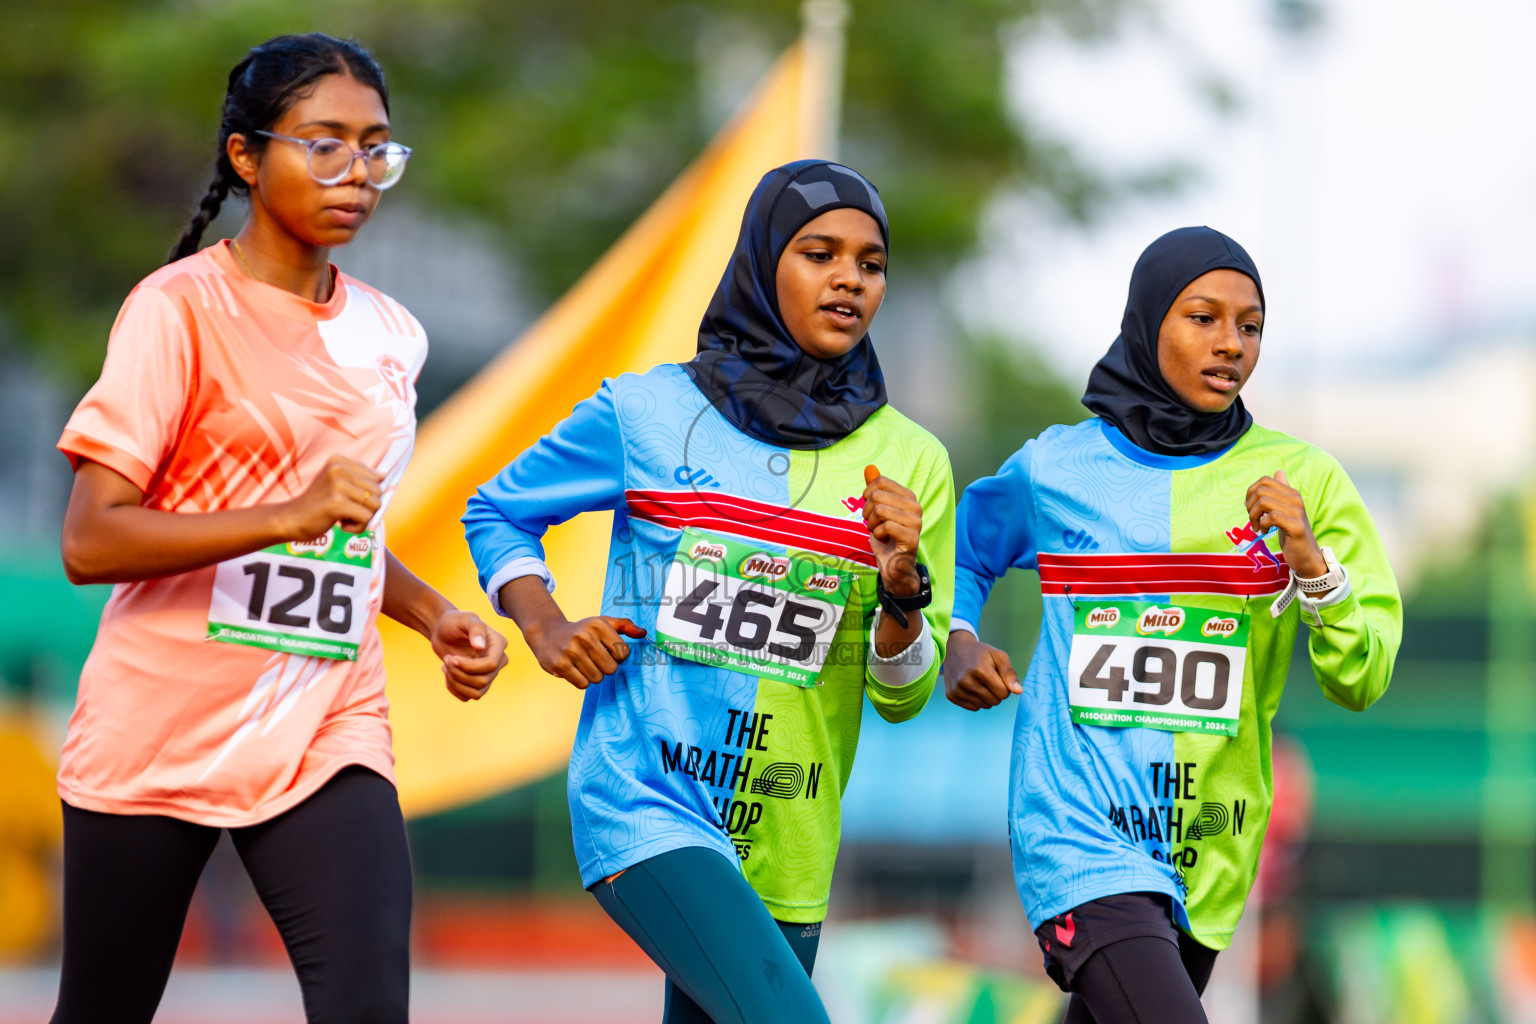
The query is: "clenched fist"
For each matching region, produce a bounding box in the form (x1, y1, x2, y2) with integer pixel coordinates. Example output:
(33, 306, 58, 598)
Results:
(862, 464, 924, 597)
(432, 610, 510, 702)
(280, 455, 381, 539)
(1245, 468, 1329, 582)
(527, 615, 649, 690)
(944, 630, 1023, 711)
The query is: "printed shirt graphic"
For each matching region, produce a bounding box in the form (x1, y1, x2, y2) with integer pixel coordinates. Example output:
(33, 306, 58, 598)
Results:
(56, 241, 427, 827)
(464, 364, 955, 923)
(953, 418, 1402, 949)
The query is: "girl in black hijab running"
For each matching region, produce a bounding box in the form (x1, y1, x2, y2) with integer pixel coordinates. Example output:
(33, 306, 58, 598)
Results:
(465, 160, 957, 1023)
(945, 227, 1401, 1023)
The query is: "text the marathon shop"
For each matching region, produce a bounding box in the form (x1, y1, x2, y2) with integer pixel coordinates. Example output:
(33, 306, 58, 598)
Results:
(1103, 762, 1251, 877)
(657, 709, 825, 861)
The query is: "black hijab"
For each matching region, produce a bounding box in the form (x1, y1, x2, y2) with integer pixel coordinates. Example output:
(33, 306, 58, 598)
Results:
(684, 159, 889, 450)
(1082, 226, 1265, 457)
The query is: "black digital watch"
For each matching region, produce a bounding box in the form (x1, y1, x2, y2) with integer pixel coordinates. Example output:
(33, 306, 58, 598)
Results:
(875, 562, 932, 629)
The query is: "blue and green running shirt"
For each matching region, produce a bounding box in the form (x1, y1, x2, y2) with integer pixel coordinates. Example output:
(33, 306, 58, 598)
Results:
(953, 417, 1402, 950)
(464, 363, 954, 923)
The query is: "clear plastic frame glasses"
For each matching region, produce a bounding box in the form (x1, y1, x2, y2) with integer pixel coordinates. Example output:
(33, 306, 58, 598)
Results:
(253, 130, 412, 190)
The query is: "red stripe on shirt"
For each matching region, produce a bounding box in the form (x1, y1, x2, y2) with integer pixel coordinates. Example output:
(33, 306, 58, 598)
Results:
(625, 489, 877, 567)
(1036, 552, 1290, 597)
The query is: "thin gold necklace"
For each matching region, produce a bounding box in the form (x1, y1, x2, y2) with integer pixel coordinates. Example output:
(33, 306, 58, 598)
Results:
(230, 238, 260, 280)
(231, 237, 333, 302)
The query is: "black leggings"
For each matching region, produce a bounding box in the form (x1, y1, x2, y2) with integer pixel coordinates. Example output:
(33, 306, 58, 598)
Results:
(1063, 931, 1218, 1024)
(592, 846, 830, 1024)
(51, 765, 412, 1024)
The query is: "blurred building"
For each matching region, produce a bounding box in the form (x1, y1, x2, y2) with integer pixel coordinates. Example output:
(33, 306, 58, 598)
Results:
(1255, 329, 1536, 587)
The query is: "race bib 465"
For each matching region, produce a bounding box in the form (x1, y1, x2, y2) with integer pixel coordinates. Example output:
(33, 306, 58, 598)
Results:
(654, 528, 865, 688)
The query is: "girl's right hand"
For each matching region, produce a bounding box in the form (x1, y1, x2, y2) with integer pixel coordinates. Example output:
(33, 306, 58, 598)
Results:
(944, 630, 1022, 711)
(526, 615, 648, 689)
(280, 455, 382, 540)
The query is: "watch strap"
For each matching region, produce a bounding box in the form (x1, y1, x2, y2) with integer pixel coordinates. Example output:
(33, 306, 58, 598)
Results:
(1271, 546, 1346, 618)
(877, 562, 932, 629)
(1295, 545, 1345, 594)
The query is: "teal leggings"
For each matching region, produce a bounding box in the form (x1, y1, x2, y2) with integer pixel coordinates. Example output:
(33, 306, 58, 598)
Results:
(592, 846, 829, 1024)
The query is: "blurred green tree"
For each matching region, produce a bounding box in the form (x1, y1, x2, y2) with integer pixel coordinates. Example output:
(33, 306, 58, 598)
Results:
(0, 0, 1129, 382)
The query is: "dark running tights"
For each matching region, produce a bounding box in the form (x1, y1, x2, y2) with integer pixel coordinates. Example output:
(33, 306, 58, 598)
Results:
(51, 765, 412, 1024)
(592, 846, 830, 1024)
(1063, 931, 1219, 1024)
(660, 917, 820, 1024)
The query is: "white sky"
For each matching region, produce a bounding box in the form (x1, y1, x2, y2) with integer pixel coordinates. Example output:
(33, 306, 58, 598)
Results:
(966, 0, 1536, 399)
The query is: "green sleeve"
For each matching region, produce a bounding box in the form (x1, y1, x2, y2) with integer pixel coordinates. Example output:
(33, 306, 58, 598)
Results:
(865, 444, 956, 723)
(1304, 455, 1403, 712)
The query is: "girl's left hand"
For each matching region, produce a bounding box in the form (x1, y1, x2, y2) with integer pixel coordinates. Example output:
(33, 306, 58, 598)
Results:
(430, 610, 510, 702)
(862, 464, 924, 597)
(1244, 469, 1328, 578)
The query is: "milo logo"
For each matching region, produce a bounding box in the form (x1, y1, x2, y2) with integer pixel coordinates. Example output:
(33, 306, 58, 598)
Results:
(288, 533, 333, 557)
(803, 573, 843, 594)
(690, 540, 727, 562)
(1136, 606, 1185, 636)
(740, 553, 790, 582)
(1085, 607, 1120, 629)
(345, 535, 373, 560)
(1201, 615, 1239, 638)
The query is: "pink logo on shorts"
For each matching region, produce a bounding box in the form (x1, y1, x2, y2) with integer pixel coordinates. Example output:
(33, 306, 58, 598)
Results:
(1054, 912, 1076, 947)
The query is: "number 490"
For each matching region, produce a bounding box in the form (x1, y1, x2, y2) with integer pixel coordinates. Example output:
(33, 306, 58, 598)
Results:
(1079, 643, 1229, 710)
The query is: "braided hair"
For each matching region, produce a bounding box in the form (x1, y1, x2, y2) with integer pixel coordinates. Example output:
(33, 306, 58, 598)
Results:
(168, 33, 390, 264)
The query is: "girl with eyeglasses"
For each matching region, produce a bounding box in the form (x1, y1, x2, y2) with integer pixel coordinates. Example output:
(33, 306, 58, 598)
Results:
(50, 33, 506, 1024)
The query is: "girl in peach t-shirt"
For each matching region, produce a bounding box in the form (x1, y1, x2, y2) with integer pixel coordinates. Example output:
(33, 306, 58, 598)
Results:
(50, 34, 506, 1024)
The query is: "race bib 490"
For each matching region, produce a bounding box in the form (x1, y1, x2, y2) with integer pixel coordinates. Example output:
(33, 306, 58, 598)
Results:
(207, 526, 377, 661)
(1067, 601, 1248, 736)
(654, 528, 864, 688)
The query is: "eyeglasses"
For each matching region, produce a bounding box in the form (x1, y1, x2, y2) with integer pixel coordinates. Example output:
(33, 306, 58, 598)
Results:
(253, 130, 412, 190)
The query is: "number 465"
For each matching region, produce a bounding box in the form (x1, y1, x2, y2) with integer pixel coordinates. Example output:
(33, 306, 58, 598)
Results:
(673, 580, 822, 661)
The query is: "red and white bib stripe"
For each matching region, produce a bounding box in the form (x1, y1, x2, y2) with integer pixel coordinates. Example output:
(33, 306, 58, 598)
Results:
(625, 489, 877, 567)
(1038, 552, 1290, 597)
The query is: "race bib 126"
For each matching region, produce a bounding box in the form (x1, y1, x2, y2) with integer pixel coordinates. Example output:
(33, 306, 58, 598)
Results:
(207, 526, 377, 661)
(1066, 601, 1248, 736)
(654, 528, 864, 687)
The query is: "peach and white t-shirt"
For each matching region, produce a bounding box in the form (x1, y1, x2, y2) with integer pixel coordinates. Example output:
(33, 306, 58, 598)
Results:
(57, 240, 427, 827)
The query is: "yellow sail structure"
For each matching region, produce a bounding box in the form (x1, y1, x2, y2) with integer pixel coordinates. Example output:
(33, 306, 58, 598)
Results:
(382, 30, 841, 818)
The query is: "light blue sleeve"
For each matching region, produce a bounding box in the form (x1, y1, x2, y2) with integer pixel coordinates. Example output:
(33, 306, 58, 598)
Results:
(952, 441, 1039, 635)
(462, 381, 626, 613)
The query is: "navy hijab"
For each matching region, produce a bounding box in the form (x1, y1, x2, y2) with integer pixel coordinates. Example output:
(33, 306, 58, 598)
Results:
(684, 160, 890, 450)
(1082, 226, 1265, 457)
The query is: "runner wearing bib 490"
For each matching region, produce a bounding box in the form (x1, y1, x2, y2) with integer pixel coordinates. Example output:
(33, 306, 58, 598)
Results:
(465, 161, 955, 1024)
(944, 228, 1402, 1024)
